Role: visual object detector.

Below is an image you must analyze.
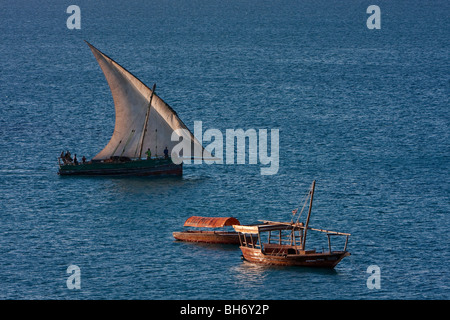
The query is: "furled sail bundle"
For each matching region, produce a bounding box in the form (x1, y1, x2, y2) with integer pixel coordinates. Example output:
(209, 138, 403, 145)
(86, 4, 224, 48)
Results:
(85, 41, 209, 161)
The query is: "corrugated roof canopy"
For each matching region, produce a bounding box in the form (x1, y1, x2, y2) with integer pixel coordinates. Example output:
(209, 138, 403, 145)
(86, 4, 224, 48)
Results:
(184, 216, 241, 228)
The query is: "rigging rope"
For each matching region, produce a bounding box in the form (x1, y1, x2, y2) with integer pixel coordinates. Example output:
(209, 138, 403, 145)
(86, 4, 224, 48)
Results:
(290, 187, 311, 224)
(286, 184, 313, 245)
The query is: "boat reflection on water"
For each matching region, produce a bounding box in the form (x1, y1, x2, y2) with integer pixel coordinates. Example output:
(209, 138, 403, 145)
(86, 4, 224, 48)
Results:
(230, 260, 269, 288)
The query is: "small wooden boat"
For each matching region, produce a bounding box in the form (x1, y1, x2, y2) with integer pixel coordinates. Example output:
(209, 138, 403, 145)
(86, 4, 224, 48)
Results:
(233, 181, 351, 268)
(173, 216, 244, 244)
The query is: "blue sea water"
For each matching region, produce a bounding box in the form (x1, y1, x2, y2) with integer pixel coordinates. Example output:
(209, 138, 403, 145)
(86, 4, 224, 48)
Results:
(0, 0, 448, 300)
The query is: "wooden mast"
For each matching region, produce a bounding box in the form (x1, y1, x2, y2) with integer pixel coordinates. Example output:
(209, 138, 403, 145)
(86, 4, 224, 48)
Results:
(301, 180, 315, 250)
(138, 83, 157, 159)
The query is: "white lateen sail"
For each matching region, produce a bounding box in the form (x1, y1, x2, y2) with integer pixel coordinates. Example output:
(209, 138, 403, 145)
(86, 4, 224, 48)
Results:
(86, 41, 210, 161)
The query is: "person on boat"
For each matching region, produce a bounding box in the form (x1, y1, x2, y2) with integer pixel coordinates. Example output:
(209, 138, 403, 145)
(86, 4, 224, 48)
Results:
(164, 147, 169, 159)
(82, 156, 86, 164)
(73, 154, 78, 165)
(65, 151, 73, 163)
(60, 151, 67, 164)
(145, 148, 151, 160)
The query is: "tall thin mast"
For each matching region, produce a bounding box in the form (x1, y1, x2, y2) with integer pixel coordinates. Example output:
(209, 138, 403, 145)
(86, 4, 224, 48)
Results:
(138, 83, 156, 159)
(301, 180, 316, 250)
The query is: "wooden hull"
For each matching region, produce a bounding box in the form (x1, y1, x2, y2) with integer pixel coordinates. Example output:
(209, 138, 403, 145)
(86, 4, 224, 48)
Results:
(239, 246, 350, 268)
(58, 158, 182, 176)
(173, 231, 242, 244)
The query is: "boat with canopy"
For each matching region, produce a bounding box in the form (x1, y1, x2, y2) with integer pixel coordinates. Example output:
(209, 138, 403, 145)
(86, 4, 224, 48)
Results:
(58, 42, 212, 176)
(233, 181, 351, 268)
(173, 216, 245, 244)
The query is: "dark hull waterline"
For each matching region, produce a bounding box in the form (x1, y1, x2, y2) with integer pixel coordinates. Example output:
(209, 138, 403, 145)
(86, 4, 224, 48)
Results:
(58, 158, 182, 176)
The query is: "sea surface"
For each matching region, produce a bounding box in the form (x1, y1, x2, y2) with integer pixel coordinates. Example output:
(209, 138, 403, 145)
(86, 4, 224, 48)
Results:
(0, 0, 448, 300)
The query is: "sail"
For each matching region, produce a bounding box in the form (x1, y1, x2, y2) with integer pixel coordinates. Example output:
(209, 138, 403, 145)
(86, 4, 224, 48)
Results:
(86, 41, 210, 161)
